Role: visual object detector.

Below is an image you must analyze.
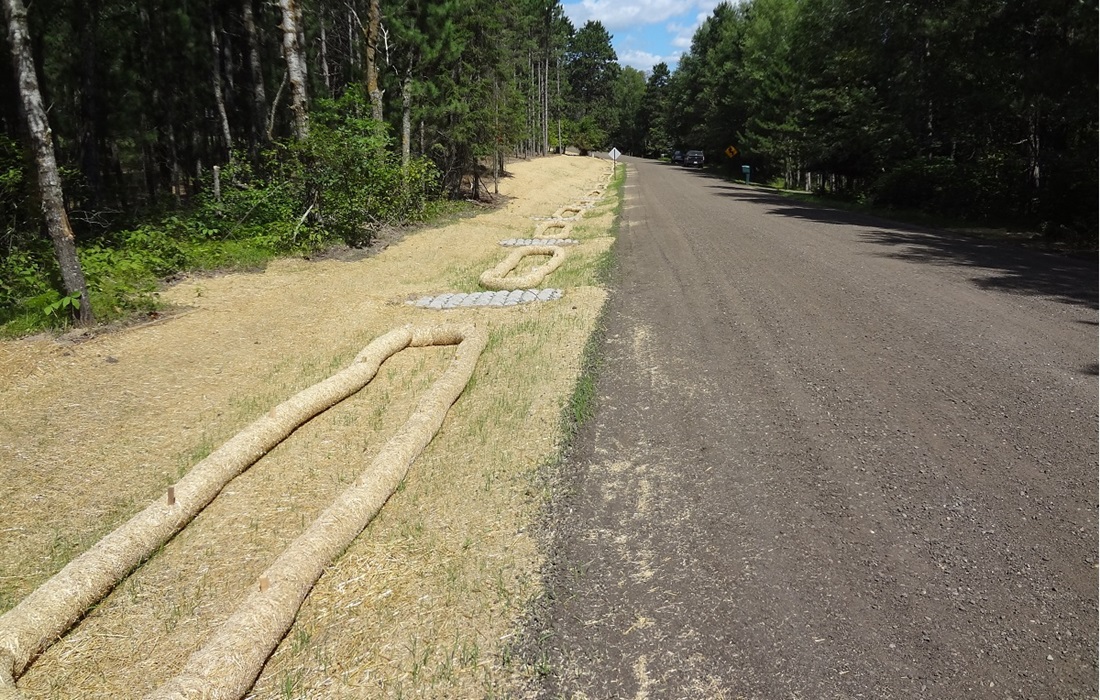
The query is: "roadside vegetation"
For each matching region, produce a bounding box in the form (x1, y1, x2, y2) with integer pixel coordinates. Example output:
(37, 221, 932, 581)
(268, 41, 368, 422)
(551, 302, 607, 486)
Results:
(4, 0, 1093, 336)
(0, 94, 444, 336)
(705, 174, 1093, 256)
(1, 0, 620, 335)
(618, 0, 1097, 249)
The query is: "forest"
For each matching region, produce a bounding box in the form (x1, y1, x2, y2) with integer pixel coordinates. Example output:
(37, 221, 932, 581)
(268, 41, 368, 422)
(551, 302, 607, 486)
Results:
(631, 0, 1097, 243)
(2, 0, 1096, 332)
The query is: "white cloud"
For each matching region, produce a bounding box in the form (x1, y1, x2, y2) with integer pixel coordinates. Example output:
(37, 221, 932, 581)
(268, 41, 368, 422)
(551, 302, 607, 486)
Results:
(618, 48, 681, 71)
(666, 8, 720, 48)
(667, 22, 695, 50)
(563, 0, 724, 30)
(562, 0, 730, 70)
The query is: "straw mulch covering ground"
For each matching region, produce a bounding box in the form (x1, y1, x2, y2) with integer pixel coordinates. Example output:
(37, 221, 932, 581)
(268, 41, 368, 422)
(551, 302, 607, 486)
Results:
(0, 154, 617, 698)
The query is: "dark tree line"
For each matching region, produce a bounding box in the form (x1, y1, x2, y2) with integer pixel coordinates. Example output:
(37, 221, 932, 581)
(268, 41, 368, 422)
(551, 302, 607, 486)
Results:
(13, 0, 1083, 328)
(621, 0, 1098, 240)
(1, 0, 623, 326)
(1, 0, 592, 217)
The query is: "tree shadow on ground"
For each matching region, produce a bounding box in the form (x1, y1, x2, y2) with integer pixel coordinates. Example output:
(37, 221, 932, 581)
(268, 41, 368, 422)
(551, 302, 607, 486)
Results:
(701, 177, 1099, 311)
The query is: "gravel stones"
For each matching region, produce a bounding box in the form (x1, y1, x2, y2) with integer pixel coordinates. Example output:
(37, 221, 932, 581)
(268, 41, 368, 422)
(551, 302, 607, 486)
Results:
(499, 238, 579, 247)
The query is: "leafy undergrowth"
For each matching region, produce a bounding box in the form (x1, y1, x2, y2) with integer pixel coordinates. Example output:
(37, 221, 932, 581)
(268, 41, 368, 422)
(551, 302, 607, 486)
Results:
(1, 94, 451, 338)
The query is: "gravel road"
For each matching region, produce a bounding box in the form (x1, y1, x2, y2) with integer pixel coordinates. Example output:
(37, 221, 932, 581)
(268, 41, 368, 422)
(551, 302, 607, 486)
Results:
(528, 157, 1098, 699)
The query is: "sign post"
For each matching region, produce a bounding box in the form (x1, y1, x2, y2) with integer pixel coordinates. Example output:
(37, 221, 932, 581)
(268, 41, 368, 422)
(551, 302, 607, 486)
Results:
(608, 147, 621, 162)
(724, 145, 738, 159)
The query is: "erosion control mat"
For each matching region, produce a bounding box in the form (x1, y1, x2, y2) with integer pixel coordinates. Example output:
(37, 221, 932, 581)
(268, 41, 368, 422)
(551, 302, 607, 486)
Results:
(0, 155, 620, 698)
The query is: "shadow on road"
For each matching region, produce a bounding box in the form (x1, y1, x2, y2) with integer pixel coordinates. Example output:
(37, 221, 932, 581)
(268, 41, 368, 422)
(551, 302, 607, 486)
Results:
(857, 228, 1098, 310)
(698, 176, 1099, 311)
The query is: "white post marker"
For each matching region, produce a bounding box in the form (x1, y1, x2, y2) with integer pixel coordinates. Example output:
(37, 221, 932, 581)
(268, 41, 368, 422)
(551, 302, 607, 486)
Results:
(608, 146, 621, 162)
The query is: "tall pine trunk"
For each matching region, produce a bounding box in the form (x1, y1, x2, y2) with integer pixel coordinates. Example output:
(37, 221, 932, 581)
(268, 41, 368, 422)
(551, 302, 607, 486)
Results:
(210, 16, 232, 160)
(543, 55, 549, 155)
(78, 0, 103, 207)
(401, 73, 411, 169)
(4, 0, 93, 325)
(364, 0, 383, 121)
(242, 0, 267, 150)
(319, 6, 331, 95)
(555, 57, 562, 154)
(277, 0, 309, 140)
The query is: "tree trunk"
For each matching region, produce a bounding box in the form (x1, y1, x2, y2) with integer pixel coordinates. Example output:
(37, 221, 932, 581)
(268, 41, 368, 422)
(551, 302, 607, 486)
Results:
(242, 0, 267, 149)
(348, 9, 357, 72)
(4, 0, 93, 325)
(364, 0, 383, 121)
(530, 56, 536, 156)
(401, 73, 411, 169)
(78, 0, 103, 207)
(556, 57, 562, 153)
(1027, 104, 1041, 215)
(543, 55, 550, 155)
(537, 58, 543, 155)
(277, 0, 309, 140)
(319, 6, 331, 95)
(210, 17, 232, 160)
(168, 126, 183, 204)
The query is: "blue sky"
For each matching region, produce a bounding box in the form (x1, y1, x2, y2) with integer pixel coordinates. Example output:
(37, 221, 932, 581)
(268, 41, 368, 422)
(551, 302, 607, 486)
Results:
(562, 0, 728, 74)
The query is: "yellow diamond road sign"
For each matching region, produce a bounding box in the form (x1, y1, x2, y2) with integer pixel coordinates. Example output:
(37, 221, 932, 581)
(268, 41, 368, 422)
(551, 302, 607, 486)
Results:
(725, 145, 738, 158)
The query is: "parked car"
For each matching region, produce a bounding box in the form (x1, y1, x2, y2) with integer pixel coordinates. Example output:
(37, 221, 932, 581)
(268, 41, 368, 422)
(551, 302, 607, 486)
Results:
(671, 150, 684, 164)
(685, 150, 705, 167)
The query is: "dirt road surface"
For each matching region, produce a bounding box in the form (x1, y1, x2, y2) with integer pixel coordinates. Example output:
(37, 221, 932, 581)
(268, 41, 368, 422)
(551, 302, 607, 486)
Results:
(529, 157, 1098, 699)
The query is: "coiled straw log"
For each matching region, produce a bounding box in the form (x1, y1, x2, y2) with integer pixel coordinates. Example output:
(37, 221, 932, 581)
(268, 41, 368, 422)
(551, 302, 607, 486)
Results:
(478, 245, 566, 290)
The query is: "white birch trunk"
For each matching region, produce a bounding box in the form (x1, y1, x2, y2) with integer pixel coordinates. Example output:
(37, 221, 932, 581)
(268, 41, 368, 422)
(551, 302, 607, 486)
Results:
(3, 0, 93, 324)
(277, 0, 309, 140)
(319, 7, 331, 94)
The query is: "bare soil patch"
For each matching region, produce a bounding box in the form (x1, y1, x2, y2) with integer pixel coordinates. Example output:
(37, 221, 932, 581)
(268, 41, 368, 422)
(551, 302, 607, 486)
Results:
(0, 154, 618, 698)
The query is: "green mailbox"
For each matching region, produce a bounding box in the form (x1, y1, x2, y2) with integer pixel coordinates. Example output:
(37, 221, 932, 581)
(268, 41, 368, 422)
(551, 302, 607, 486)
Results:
(741, 164, 751, 185)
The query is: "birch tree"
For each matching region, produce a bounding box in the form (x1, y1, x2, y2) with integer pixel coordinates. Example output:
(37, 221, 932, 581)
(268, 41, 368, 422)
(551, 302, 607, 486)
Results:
(3, 0, 93, 325)
(277, 0, 309, 139)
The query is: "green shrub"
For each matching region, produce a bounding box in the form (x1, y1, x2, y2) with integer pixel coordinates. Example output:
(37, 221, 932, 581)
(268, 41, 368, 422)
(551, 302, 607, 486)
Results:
(198, 93, 441, 251)
(0, 247, 53, 315)
(1, 92, 444, 335)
